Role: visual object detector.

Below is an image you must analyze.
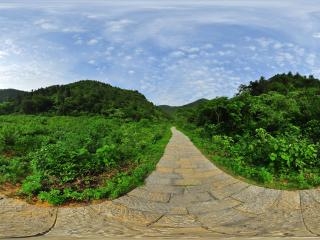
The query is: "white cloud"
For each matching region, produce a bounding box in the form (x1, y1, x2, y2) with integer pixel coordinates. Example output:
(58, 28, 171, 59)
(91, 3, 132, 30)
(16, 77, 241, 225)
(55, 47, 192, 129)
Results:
(87, 39, 99, 45)
(34, 19, 59, 31)
(0, 50, 8, 59)
(62, 27, 86, 33)
(256, 38, 273, 48)
(273, 43, 283, 49)
(203, 43, 213, 49)
(180, 47, 200, 53)
(124, 55, 132, 61)
(306, 53, 316, 66)
(247, 46, 256, 51)
(312, 32, 320, 38)
(275, 52, 295, 66)
(218, 50, 233, 56)
(169, 51, 185, 58)
(106, 19, 134, 32)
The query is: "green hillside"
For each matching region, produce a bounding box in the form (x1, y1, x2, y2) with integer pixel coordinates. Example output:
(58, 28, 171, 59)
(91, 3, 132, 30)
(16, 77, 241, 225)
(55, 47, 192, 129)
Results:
(0, 89, 26, 102)
(0, 80, 162, 120)
(158, 98, 208, 117)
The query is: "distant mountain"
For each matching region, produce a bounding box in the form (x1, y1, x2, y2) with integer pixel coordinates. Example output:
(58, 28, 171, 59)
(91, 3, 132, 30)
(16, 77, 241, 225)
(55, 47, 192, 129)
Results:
(0, 89, 26, 102)
(159, 98, 209, 116)
(0, 80, 162, 120)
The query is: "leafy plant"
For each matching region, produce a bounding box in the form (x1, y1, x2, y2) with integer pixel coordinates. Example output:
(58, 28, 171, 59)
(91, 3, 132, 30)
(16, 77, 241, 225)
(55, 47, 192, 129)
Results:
(0, 115, 171, 205)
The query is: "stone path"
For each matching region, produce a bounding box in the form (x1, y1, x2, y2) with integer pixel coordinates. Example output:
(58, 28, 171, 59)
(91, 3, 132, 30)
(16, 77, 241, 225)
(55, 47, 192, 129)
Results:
(1, 127, 320, 239)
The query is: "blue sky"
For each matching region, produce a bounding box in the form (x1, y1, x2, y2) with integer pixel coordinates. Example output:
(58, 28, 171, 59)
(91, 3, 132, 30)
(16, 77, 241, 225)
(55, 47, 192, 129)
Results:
(0, 0, 319, 105)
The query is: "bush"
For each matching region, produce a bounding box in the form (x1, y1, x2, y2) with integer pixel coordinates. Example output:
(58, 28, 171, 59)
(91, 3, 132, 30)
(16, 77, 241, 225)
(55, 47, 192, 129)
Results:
(21, 174, 42, 196)
(0, 115, 171, 205)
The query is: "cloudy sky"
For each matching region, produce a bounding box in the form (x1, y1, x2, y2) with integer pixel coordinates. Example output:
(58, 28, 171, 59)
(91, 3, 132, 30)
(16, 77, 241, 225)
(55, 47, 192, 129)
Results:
(0, 0, 319, 105)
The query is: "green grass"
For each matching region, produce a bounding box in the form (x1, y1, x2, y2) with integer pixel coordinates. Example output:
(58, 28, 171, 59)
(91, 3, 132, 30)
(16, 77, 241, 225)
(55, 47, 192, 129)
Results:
(0, 115, 171, 205)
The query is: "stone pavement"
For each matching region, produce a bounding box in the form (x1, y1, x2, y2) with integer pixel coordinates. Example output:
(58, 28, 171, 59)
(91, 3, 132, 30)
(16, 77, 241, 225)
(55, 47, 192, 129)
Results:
(1, 127, 320, 239)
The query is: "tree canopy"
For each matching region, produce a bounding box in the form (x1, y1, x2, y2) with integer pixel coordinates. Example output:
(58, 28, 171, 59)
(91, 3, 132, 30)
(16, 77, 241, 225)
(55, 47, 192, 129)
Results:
(0, 80, 163, 120)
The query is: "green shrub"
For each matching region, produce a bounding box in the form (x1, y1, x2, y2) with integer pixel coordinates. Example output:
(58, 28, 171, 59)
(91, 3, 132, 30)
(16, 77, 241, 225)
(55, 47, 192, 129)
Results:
(0, 115, 171, 204)
(38, 189, 66, 205)
(21, 174, 42, 196)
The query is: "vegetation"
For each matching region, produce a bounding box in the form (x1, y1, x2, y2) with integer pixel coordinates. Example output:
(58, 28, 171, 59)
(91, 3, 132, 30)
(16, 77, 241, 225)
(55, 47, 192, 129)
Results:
(0, 80, 171, 205)
(0, 115, 170, 205)
(0, 80, 163, 120)
(159, 98, 208, 117)
(0, 89, 26, 103)
(175, 73, 320, 189)
(1, 72, 320, 206)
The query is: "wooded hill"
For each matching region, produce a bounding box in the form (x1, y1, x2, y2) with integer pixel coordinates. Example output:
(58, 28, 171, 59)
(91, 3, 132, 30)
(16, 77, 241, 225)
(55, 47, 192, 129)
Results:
(158, 98, 208, 117)
(0, 89, 26, 103)
(0, 80, 162, 120)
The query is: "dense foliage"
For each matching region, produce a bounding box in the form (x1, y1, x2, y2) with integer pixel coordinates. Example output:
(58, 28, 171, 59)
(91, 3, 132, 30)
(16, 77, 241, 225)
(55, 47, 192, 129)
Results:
(0, 115, 171, 205)
(0, 89, 26, 103)
(176, 73, 320, 189)
(0, 80, 162, 120)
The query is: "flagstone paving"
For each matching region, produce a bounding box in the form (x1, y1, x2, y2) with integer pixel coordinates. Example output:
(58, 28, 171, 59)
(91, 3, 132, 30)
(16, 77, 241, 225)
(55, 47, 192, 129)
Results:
(1, 127, 320, 239)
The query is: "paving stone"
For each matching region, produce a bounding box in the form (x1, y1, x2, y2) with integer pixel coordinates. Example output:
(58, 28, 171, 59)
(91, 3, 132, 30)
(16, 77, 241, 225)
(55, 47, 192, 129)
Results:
(303, 188, 320, 204)
(146, 172, 182, 180)
(231, 185, 266, 202)
(253, 208, 311, 237)
(198, 208, 259, 236)
(187, 198, 241, 215)
(156, 161, 180, 169)
(274, 191, 301, 210)
(152, 214, 201, 228)
(46, 206, 139, 238)
(174, 168, 195, 174)
(235, 188, 281, 214)
(183, 170, 222, 179)
(300, 190, 320, 235)
(113, 195, 171, 214)
(156, 166, 174, 173)
(209, 181, 249, 200)
(93, 201, 162, 226)
(127, 187, 171, 203)
(169, 191, 213, 207)
(143, 184, 184, 194)
(145, 176, 173, 185)
(173, 178, 202, 186)
(0, 198, 57, 238)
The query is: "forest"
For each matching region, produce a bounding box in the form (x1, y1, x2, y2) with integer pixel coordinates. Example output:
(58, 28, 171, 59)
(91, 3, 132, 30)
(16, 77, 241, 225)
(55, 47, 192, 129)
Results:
(0, 80, 162, 121)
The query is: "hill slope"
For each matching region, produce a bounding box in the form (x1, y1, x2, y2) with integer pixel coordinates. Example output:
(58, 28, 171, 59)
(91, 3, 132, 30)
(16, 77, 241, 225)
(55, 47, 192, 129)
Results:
(0, 80, 162, 120)
(158, 98, 208, 116)
(0, 89, 26, 102)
